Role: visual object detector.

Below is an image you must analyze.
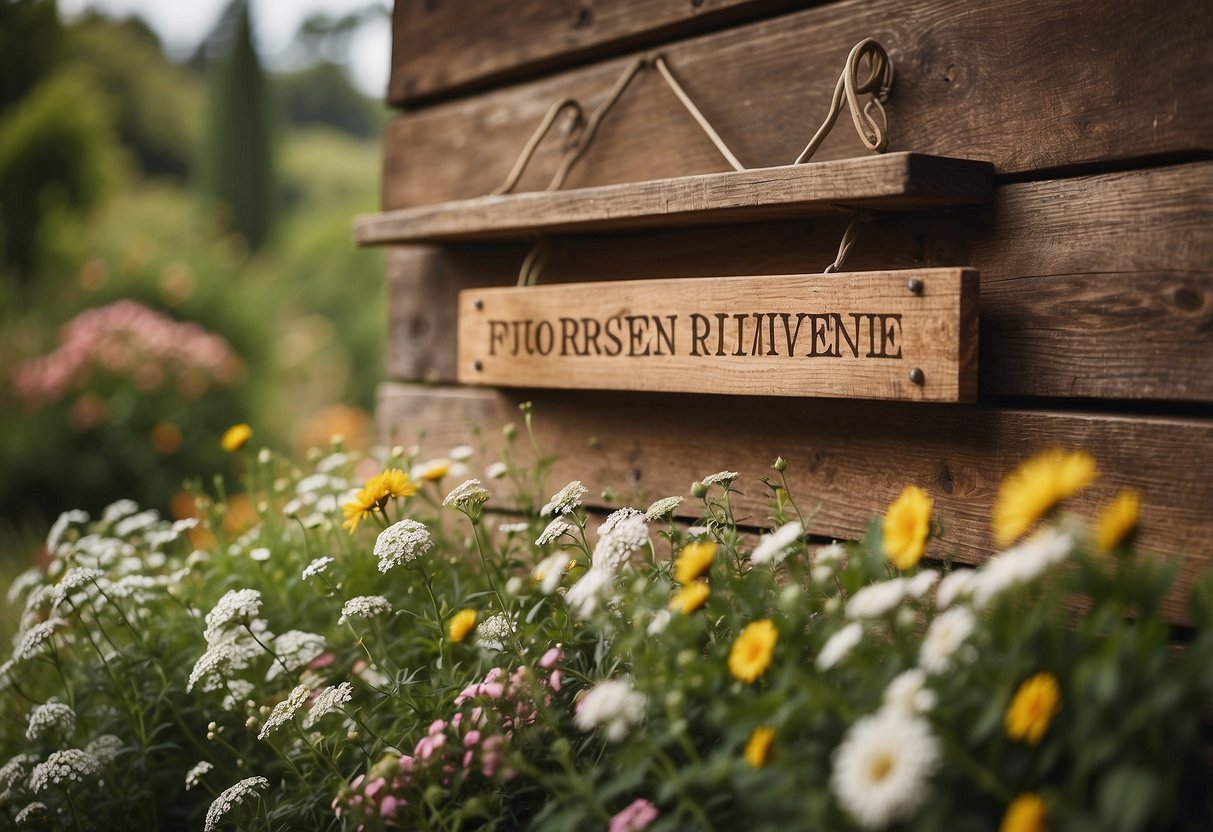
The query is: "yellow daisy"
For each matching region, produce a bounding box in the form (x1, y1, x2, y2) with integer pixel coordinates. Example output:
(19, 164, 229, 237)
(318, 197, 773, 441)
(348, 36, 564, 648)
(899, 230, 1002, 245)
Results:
(674, 541, 717, 584)
(669, 581, 710, 614)
(1095, 490, 1139, 552)
(448, 609, 477, 643)
(220, 423, 252, 452)
(744, 726, 775, 768)
(417, 460, 451, 482)
(728, 619, 778, 683)
(1005, 672, 1061, 746)
(993, 450, 1096, 546)
(341, 469, 418, 534)
(1000, 793, 1047, 832)
(882, 485, 932, 570)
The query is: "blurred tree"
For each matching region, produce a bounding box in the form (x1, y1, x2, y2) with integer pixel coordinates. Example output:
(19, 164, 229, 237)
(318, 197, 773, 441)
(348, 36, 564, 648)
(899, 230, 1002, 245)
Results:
(0, 0, 61, 114)
(275, 61, 383, 139)
(199, 0, 275, 251)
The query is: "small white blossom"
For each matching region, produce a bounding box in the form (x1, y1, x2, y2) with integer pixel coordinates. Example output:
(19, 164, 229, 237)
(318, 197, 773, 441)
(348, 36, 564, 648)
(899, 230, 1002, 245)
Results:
(564, 566, 614, 619)
(575, 679, 646, 742)
(267, 631, 326, 682)
(540, 481, 587, 517)
(846, 578, 909, 620)
(919, 606, 977, 675)
(203, 589, 262, 644)
(15, 618, 65, 662)
(301, 557, 335, 581)
(52, 567, 104, 608)
(442, 479, 490, 509)
(185, 760, 213, 791)
(204, 776, 269, 832)
(46, 510, 89, 556)
(750, 521, 803, 566)
(533, 552, 572, 594)
(484, 461, 508, 480)
(592, 509, 649, 571)
(935, 569, 977, 609)
(84, 735, 124, 764)
(701, 471, 738, 488)
(0, 754, 38, 792)
(258, 685, 310, 740)
(339, 595, 392, 625)
(817, 622, 864, 671)
(26, 701, 75, 742)
(830, 709, 941, 830)
(101, 500, 139, 524)
(303, 682, 353, 728)
(497, 522, 529, 534)
(114, 509, 159, 538)
(373, 519, 432, 572)
(249, 547, 271, 562)
(904, 570, 940, 599)
(448, 444, 474, 462)
(816, 542, 848, 566)
(685, 525, 711, 538)
(644, 496, 683, 521)
(972, 528, 1073, 608)
(475, 613, 516, 651)
(536, 518, 574, 546)
(7, 570, 45, 606)
(646, 609, 671, 636)
(883, 669, 937, 717)
(187, 638, 261, 693)
(29, 749, 100, 792)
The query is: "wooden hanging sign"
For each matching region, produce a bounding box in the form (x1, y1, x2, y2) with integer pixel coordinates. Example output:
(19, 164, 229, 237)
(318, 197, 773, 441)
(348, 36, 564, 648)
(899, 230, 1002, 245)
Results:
(457, 269, 978, 402)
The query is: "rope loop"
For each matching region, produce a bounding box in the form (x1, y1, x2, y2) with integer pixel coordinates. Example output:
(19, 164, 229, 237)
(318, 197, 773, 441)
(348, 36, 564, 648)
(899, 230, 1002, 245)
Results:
(795, 38, 894, 165)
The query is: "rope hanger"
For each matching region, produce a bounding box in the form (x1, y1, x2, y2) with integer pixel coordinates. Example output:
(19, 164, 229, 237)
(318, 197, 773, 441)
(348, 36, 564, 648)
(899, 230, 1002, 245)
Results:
(502, 38, 895, 284)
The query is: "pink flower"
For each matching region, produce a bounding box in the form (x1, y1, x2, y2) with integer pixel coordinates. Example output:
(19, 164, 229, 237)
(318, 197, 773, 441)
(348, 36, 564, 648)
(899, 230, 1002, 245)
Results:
(380, 796, 401, 818)
(540, 646, 563, 669)
(364, 777, 385, 800)
(550, 671, 563, 692)
(609, 799, 659, 832)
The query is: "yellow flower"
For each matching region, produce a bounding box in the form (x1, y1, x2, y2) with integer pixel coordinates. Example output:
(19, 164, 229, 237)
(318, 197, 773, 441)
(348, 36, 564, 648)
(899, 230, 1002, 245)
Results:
(1000, 793, 1047, 832)
(417, 460, 451, 482)
(1095, 490, 1139, 552)
(341, 469, 418, 534)
(221, 423, 252, 452)
(674, 542, 717, 584)
(669, 581, 710, 614)
(744, 726, 775, 768)
(1005, 672, 1061, 746)
(882, 485, 932, 569)
(993, 450, 1096, 546)
(448, 609, 477, 643)
(728, 619, 778, 683)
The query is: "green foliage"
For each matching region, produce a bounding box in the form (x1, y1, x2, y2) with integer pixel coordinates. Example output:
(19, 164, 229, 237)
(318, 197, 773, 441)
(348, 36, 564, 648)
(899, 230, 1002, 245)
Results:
(0, 69, 120, 276)
(1, 436, 1212, 830)
(275, 62, 385, 139)
(199, 0, 276, 251)
(0, 0, 61, 113)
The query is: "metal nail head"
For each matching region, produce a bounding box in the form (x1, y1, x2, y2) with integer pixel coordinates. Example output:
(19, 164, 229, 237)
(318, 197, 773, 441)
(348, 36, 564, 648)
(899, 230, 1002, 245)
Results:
(907, 278, 924, 295)
(908, 367, 925, 385)
(473, 298, 484, 310)
(473, 360, 484, 372)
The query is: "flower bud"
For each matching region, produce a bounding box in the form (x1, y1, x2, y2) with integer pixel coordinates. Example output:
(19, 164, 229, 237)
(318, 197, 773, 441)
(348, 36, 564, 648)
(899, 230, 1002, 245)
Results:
(690, 481, 708, 499)
(502, 423, 518, 441)
(772, 456, 788, 472)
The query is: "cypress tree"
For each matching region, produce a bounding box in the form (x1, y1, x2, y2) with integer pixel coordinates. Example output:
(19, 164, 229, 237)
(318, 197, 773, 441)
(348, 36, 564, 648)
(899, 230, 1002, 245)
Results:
(199, 0, 274, 251)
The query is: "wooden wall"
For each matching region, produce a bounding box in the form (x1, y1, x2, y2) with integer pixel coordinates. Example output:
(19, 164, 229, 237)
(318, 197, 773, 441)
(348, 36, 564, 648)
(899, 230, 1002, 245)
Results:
(366, 0, 1213, 613)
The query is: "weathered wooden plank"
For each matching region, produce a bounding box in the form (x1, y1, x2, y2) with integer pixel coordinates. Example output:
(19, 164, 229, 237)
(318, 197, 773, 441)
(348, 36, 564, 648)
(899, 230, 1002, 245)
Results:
(456, 270, 979, 402)
(377, 383, 1213, 619)
(381, 0, 1213, 209)
(389, 0, 803, 105)
(358, 154, 993, 244)
(386, 162, 1213, 403)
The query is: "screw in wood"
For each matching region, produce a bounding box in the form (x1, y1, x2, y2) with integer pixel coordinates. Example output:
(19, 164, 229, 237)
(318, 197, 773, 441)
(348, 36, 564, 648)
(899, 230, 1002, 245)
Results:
(473, 298, 484, 310)
(473, 360, 484, 372)
(908, 367, 925, 385)
(907, 278, 924, 295)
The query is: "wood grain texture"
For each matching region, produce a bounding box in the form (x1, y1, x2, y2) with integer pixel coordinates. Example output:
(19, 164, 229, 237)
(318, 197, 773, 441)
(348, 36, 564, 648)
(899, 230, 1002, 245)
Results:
(358, 154, 993, 244)
(377, 383, 1213, 619)
(389, 0, 803, 105)
(456, 270, 979, 401)
(380, 0, 1213, 209)
(385, 162, 1213, 403)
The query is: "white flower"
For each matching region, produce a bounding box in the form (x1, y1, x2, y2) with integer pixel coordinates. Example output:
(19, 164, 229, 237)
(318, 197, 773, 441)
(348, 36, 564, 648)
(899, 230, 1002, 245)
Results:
(903, 570, 940, 599)
(317, 451, 347, 473)
(817, 622, 864, 670)
(533, 552, 572, 594)
(0, 754, 38, 791)
(46, 510, 89, 556)
(185, 760, 213, 791)
(221, 679, 256, 712)
(935, 569, 977, 609)
(646, 609, 671, 636)
(29, 749, 100, 792)
(442, 479, 490, 509)
(52, 567, 103, 608)
(303, 682, 353, 728)
(258, 684, 310, 740)
(101, 500, 138, 524)
(846, 578, 908, 620)
(7, 569, 44, 606)
(972, 528, 1074, 608)
(339, 595, 392, 625)
(448, 445, 474, 462)
(301, 557, 335, 581)
(296, 474, 330, 494)
(249, 547, 271, 562)
(187, 637, 261, 693)
(592, 509, 649, 572)
(26, 701, 75, 742)
(84, 735, 123, 764)
(685, 525, 710, 538)
(644, 496, 683, 521)
(204, 776, 270, 832)
(919, 607, 977, 675)
(540, 481, 587, 516)
(498, 522, 529, 534)
(373, 519, 432, 572)
(536, 518, 574, 546)
(203, 589, 262, 644)
(484, 461, 508, 480)
(15, 618, 65, 662)
(816, 542, 848, 566)
(830, 709, 941, 829)
(15, 801, 49, 825)
(574, 679, 646, 742)
(564, 567, 614, 619)
(114, 509, 159, 538)
(882, 669, 937, 717)
(267, 631, 326, 682)
(701, 471, 738, 487)
(475, 613, 516, 651)
(750, 521, 803, 566)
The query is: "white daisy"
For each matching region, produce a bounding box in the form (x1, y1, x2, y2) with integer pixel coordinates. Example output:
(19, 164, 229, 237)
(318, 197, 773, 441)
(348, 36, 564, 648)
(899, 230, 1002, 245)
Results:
(817, 622, 864, 671)
(935, 569, 977, 609)
(533, 552, 572, 594)
(830, 708, 941, 829)
(564, 566, 614, 619)
(846, 578, 908, 620)
(903, 570, 940, 599)
(919, 607, 977, 675)
(972, 528, 1074, 609)
(750, 521, 803, 566)
(574, 679, 646, 742)
(882, 669, 937, 717)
